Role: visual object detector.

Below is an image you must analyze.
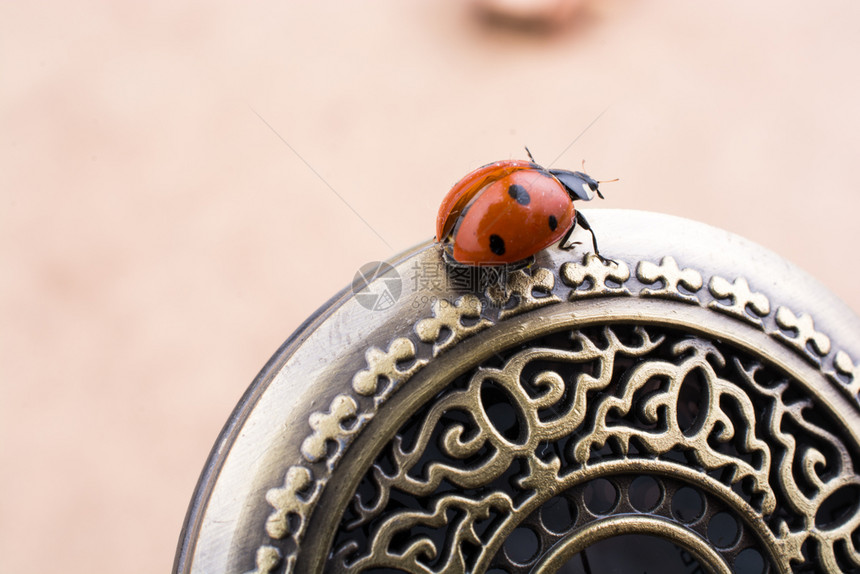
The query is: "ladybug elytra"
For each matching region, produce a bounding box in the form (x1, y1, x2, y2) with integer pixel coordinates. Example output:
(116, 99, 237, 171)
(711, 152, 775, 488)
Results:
(436, 150, 612, 265)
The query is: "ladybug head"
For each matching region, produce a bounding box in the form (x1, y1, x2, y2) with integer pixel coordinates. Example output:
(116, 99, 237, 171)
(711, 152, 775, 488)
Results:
(549, 169, 606, 202)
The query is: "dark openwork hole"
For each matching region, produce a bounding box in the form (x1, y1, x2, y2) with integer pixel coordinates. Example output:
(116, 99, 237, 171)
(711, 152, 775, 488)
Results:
(558, 534, 706, 573)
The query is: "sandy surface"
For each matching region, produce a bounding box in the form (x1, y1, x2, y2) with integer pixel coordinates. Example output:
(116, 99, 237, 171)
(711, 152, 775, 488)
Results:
(2, 1, 859, 572)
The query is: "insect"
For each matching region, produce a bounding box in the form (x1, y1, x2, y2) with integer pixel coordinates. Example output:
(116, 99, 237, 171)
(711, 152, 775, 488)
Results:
(436, 149, 614, 266)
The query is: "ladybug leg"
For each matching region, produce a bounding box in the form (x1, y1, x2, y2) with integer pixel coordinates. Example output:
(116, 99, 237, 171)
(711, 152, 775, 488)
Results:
(574, 211, 617, 266)
(558, 223, 580, 250)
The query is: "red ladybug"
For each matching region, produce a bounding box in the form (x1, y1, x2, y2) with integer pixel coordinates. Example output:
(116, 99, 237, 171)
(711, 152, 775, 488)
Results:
(436, 149, 612, 265)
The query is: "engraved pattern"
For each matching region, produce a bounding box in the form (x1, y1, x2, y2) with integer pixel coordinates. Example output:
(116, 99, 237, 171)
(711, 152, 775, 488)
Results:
(572, 339, 776, 514)
(486, 267, 560, 319)
(351, 338, 425, 401)
(338, 492, 514, 573)
(331, 327, 860, 573)
(734, 360, 860, 570)
(301, 394, 363, 466)
(495, 473, 767, 573)
(343, 326, 660, 533)
(249, 250, 860, 574)
(773, 306, 832, 361)
(243, 546, 282, 574)
(334, 326, 663, 573)
(265, 466, 321, 540)
(415, 294, 493, 356)
(708, 276, 770, 326)
(637, 256, 703, 303)
(560, 253, 631, 298)
(833, 350, 860, 396)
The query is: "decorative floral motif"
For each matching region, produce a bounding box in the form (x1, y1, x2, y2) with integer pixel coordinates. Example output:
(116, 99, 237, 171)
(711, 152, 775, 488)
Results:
(733, 360, 860, 570)
(242, 546, 282, 574)
(573, 338, 775, 514)
(352, 338, 425, 402)
(560, 253, 631, 298)
(332, 327, 859, 573)
(301, 394, 364, 466)
(486, 267, 559, 319)
(249, 248, 860, 574)
(707, 276, 770, 326)
(415, 294, 492, 356)
(833, 350, 860, 396)
(265, 466, 320, 540)
(637, 256, 703, 303)
(772, 306, 832, 361)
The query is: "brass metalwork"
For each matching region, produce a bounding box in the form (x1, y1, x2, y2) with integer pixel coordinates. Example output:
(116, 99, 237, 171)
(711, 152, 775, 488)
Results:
(175, 210, 860, 574)
(531, 515, 734, 574)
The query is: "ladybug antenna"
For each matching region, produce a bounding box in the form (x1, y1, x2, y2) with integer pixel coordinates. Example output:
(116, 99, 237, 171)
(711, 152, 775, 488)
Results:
(525, 146, 536, 163)
(593, 177, 618, 200)
(581, 159, 618, 195)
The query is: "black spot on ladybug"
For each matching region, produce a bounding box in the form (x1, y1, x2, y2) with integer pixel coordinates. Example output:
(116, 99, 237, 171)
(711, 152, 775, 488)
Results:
(548, 215, 558, 231)
(489, 234, 506, 256)
(508, 184, 531, 205)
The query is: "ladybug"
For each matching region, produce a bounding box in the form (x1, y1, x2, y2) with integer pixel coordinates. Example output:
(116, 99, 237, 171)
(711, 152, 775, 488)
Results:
(436, 149, 613, 265)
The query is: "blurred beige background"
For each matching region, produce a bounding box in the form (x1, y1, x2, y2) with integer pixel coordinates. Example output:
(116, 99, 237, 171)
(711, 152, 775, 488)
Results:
(2, 1, 859, 572)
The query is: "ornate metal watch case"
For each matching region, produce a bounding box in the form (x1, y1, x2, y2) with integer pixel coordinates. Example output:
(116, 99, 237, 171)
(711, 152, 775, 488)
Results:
(175, 210, 860, 574)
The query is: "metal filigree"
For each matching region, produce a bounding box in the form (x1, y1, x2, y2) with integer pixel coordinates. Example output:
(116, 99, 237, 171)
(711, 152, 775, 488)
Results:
(832, 351, 860, 396)
(486, 267, 560, 319)
(246, 247, 860, 574)
(561, 253, 631, 298)
(773, 306, 832, 362)
(177, 214, 860, 574)
(265, 466, 320, 540)
(415, 295, 493, 356)
(708, 276, 771, 327)
(572, 338, 776, 515)
(352, 337, 425, 402)
(327, 325, 860, 573)
(301, 395, 363, 465)
(637, 256, 703, 303)
(249, 249, 860, 574)
(242, 546, 282, 574)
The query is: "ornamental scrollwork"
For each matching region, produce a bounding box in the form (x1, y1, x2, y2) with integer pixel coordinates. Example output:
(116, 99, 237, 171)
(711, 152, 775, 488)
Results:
(330, 326, 860, 573)
(250, 250, 860, 574)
